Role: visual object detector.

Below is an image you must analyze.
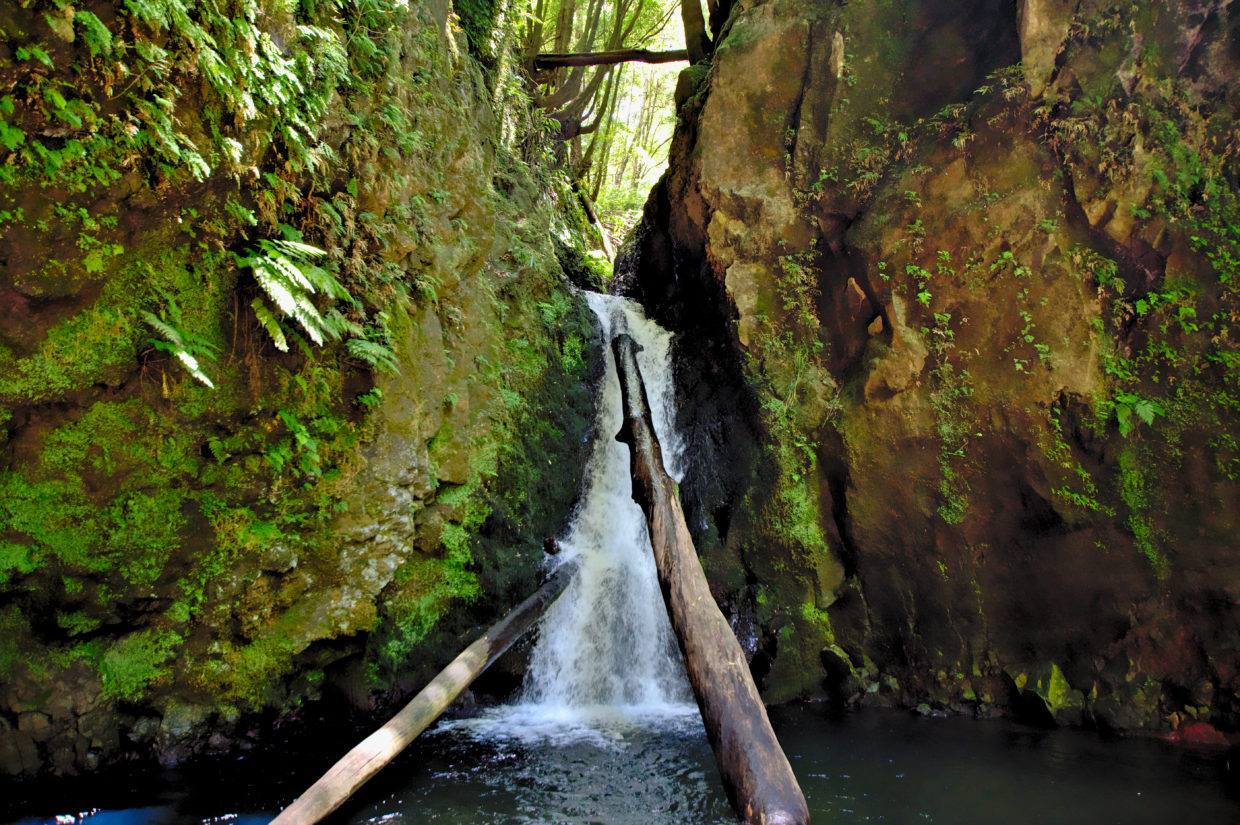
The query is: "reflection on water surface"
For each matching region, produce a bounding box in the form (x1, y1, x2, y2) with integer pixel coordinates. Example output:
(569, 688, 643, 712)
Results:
(5, 705, 1238, 825)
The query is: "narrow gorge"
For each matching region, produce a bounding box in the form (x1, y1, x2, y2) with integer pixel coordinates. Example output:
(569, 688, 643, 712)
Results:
(1, 0, 1239, 817)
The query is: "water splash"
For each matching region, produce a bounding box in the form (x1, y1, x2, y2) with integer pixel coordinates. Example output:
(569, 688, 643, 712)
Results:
(495, 292, 694, 733)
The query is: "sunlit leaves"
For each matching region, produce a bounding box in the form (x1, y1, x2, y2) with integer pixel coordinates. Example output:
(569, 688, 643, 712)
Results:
(141, 306, 219, 388)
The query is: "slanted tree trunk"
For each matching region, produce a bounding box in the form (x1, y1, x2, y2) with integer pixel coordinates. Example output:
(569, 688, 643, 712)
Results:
(611, 334, 810, 825)
(573, 181, 615, 262)
(270, 559, 580, 825)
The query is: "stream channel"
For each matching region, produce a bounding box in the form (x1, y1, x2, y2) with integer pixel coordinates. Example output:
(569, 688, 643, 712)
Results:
(4, 296, 1240, 824)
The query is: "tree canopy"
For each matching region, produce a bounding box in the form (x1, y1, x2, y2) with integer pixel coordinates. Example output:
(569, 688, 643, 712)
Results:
(518, 0, 709, 241)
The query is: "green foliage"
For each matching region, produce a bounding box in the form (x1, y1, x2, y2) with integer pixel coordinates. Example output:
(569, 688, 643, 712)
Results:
(0, 400, 195, 591)
(0, 0, 390, 193)
(1051, 77, 1240, 451)
(142, 303, 218, 389)
(0, 301, 134, 405)
(74, 11, 115, 58)
(100, 629, 184, 700)
(1113, 392, 1165, 437)
(1117, 448, 1170, 579)
(1042, 410, 1112, 517)
(930, 360, 975, 525)
(0, 0, 603, 736)
(453, 0, 499, 54)
(375, 540, 481, 674)
(777, 247, 823, 333)
(0, 542, 36, 585)
(751, 375, 836, 560)
(240, 235, 354, 349)
(0, 0, 415, 394)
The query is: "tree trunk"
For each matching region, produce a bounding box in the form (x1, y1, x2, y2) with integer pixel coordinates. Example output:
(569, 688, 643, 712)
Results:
(533, 48, 690, 69)
(611, 334, 810, 825)
(574, 178, 615, 262)
(680, 0, 712, 63)
(552, 0, 577, 54)
(269, 560, 580, 825)
(523, 0, 547, 57)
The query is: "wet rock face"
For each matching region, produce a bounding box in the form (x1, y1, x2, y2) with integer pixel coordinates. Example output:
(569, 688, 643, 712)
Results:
(0, 2, 600, 777)
(626, 0, 1240, 729)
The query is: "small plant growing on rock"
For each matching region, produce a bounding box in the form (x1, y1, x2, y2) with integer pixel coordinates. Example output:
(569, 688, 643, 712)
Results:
(1113, 391, 1165, 437)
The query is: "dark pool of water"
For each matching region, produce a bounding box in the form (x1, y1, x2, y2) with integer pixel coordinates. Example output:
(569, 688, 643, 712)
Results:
(4, 705, 1238, 825)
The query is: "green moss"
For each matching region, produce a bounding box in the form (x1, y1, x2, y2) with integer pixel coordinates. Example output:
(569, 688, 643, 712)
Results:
(929, 360, 975, 525)
(1042, 407, 1112, 517)
(0, 399, 201, 593)
(0, 240, 237, 406)
(763, 604, 838, 703)
(1043, 663, 1074, 713)
(211, 609, 323, 708)
(99, 629, 184, 701)
(0, 606, 35, 678)
(0, 0, 607, 764)
(0, 542, 36, 584)
(1009, 662, 1083, 719)
(0, 302, 136, 405)
(373, 545, 481, 676)
(367, 277, 599, 684)
(1118, 447, 1170, 579)
(452, 0, 500, 56)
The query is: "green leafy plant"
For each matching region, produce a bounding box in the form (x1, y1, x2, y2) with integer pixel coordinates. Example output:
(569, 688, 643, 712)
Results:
(142, 300, 218, 388)
(238, 235, 354, 351)
(1114, 392, 1165, 437)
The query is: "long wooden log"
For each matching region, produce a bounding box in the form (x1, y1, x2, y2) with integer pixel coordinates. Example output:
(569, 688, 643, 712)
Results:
(270, 559, 580, 825)
(532, 48, 690, 70)
(611, 333, 810, 825)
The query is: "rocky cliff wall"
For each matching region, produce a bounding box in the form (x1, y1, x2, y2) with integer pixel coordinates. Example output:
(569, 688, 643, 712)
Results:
(0, 0, 602, 776)
(624, 0, 1240, 733)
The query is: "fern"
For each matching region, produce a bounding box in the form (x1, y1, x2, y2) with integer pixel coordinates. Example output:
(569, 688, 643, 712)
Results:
(347, 339, 400, 375)
(225, 196, 257, 226)
(14, 44, 54, 68)
(75, 10, 115, 58)
(239, 232, 403, 376)
(239, 236, 352, 348)
(349, 310, 400, 374)
(141, 308, 217, 388)
(251, 298, 289, 352)
(1115, 391, 1166, 437)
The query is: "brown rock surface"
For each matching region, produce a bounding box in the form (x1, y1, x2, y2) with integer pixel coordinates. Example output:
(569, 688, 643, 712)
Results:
(623, 0, 1240, 731)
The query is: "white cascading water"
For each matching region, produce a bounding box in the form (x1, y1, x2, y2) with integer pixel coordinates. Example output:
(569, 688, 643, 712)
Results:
(436, 292, 696, 746)
(517, 292, 692, 717)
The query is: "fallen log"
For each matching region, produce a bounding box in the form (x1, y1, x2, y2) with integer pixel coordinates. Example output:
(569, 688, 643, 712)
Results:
(270, 559, 580, 825)
(532, 48, 690, 70)
(611, 333, 810, 825)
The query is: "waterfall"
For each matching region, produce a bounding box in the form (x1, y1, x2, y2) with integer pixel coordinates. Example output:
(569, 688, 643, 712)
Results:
(518, 292, 692, 718)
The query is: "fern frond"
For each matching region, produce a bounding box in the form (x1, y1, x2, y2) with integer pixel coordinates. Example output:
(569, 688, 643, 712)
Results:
(270, 239, 327, 259)
(347, 339, 400, 375)
(251, 298, 289, 352)
(267, 251, 316, 293)
(326, 307, 364, 338)
(289, 299, 328, 346)
(242, 234, 356, 352)
(302, 262, 352, 302)
(253, 261, 300, 318)
(141, 310, 215, 388)
(141, 311, 184, 348)
(75, 10, 114, 57)
(174, 350, 215, 388)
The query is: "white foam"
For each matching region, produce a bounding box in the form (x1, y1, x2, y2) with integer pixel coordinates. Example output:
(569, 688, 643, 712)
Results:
(507, 293, 695, 728)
